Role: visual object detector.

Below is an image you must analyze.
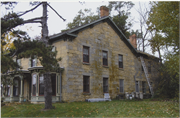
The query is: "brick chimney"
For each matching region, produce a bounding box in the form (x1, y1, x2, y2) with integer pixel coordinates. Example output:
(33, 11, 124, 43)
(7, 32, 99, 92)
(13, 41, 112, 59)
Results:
(100, 6, 109, 18)
(129, 34, 137, 49)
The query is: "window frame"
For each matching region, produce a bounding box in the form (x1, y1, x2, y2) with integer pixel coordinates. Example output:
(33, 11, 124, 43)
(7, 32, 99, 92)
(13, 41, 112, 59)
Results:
(119, 79, 124, 93)
(51, 74, 56, 96)
(32, 74, 37, 96)
(83, 46, 90, 63)
(103, 78, 108, 93)
(136, 81, 139, 92)
(102, 51, 108, 66)
(13, 79, 19, 97)
(6, 85, 10, 97)
(39, 74, 44, 96)
(118, 55, 123, 68)
(142, 81, 146, 94)
(83, 76, 90, 93)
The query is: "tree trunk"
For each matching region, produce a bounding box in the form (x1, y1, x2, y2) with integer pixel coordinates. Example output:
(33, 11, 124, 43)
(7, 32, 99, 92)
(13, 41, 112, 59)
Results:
(44, 73, 54, 109)
(41, 2, 54, 109)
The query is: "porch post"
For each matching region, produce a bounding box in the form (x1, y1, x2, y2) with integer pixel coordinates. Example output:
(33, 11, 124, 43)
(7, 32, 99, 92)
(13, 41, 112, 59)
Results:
(19, 77, 24, 103)
(10, 77, 14, 103)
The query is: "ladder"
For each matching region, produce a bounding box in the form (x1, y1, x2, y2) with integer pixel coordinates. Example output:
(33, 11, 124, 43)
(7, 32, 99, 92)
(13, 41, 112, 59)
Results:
(140, 56, 154, 96)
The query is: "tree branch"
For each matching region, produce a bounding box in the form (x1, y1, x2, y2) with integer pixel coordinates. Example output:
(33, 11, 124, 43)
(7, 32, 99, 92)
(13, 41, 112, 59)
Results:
(17, 2, 42, 17)
(47, 3, 66, 21)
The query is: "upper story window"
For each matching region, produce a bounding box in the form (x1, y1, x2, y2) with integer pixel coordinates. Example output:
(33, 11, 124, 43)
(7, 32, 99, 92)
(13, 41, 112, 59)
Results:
(119, 55, 123, 68)
(29, 57, 37, 67)
(148, 61, 151, 73)
(103, 51, 108, 66)
(13, 58, 21, 70)
(83, 46, 89, 63)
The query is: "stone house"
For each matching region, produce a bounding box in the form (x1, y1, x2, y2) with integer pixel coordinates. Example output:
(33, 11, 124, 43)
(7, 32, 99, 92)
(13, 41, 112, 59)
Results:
(2, 6, 160, 103)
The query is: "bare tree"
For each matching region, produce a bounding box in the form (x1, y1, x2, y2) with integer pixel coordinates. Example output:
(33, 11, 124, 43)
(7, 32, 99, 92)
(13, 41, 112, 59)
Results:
(136, 2, 151, 52)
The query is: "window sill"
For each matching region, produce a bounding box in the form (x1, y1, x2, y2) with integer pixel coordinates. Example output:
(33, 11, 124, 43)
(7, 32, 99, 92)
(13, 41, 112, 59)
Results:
(83, 93, 91, 95)
(119, 68, 124, 70)
(103, 66, 109, 68)
(83, 62, 90, 65)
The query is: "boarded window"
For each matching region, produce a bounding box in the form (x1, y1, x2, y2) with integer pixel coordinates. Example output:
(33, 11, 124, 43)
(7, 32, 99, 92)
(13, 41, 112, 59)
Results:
(83, 76, 90, 93)
(136, 81, 139, 92)
(142, 81, 146, 93)
(103, 51, 108, 66)
(83, 46, 89, 63)
(103, 78, 108, 93)
(32, 74, 37, 96)
(120, 79, 124, 93)
(119, 55, 123, 68)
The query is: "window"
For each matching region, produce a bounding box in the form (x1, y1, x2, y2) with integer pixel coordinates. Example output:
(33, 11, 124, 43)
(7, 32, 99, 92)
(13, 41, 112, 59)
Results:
(119, 55, 123, 68)
(31, 58, 36, 67)
(83, 46, 89, 63)
(119, 79, 124, 93)
(39, 75, 44, 95)
(6, 85, 10, 96)
(103, 78, 108, 93)
(136, 81, 139, 92)
(83, 76, 90, 93)
(29, 57, 37, 67)
(32, 74, 37, 96)
(142, 65, 144, 72)
(13, 79, 19, 96)
(142, 81, 146, 94)
(17, 59, 21, 70)
(51, 74, 56, 96)
(39, 74, 56, 96)
(148, 61, 151, 73)
(103, 51, 108, 66)
(149, 82, 153, 93)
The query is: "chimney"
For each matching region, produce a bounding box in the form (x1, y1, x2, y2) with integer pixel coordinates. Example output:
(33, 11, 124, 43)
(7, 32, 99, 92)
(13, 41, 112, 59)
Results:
(100, 6, 109, 18)
(129, 34, 137, 49)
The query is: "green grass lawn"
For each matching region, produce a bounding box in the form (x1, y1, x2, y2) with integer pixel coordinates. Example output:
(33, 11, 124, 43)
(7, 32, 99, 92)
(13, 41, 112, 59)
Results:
(1, 99, 179, 117)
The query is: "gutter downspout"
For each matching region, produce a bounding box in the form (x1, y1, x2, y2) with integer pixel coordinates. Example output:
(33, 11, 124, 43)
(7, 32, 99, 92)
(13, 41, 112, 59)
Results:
(59, 67, 64, 102)
(59, 70, 62, 102)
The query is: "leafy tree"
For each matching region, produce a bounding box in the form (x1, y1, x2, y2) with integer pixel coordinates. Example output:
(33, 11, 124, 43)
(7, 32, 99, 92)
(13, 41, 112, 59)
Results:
(147, 2, 179, 98)
(147, 1, 179, 54)
(156, 53, 179, 98)
(1, 2, 65, 109)
(63, 8, 99, 31)
(108, 1, 134, 38)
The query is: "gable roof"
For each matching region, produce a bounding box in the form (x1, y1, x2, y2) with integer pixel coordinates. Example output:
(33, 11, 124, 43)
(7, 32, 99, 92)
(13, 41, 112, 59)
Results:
(49, 16, 160, 60)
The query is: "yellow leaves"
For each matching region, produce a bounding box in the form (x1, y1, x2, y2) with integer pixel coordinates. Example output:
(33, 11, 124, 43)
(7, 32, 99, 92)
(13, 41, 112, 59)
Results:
(1, 31, 16, 52)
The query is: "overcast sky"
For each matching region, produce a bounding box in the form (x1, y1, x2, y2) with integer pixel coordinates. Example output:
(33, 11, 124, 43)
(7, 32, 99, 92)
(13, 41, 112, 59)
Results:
(1, 1, 158, 56)
(1, 1, 149, 37)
